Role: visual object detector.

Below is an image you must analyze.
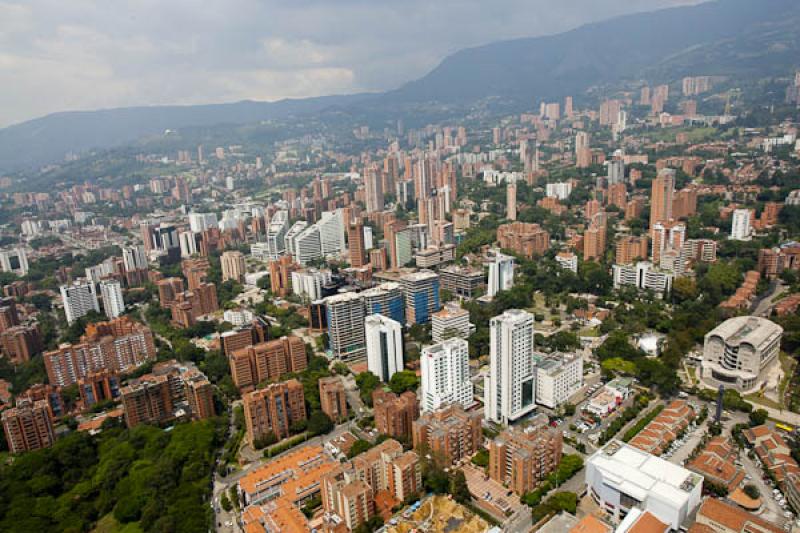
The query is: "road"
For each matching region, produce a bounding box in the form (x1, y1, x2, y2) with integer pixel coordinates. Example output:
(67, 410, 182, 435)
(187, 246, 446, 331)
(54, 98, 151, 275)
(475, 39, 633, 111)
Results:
(752, 281, 788, 317)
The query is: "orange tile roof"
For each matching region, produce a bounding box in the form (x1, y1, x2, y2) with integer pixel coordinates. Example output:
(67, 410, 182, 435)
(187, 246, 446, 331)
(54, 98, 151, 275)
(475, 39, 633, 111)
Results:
(570, 514, 613, 533)
(695, 497, 783, 533)
(627, 511, 668, 533)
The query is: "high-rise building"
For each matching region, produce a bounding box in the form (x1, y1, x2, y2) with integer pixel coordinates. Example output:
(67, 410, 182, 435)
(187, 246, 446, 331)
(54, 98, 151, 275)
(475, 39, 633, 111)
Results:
(188, 212, 218, 233)
(361, 282, 405, 324)
(60, 280, 100, 324)
(0, 324, 43, 363)
(290, 268, 332, 301)
(649, 168, 675, 228)
(243, 379, 306, 444)
(535, 353, 584, 409)
(651, 220, 686, 264)
(497, 222, 550, 258)
(365, 314, 404, 383)
(412, 404, 483, 467)
(364, 167, 384, 213)
(731, 209, 752, 241)
(221, 250, 246, 283)
(487, 250, 515, 298)
(319, 376, 348, 422)
(489, 417, 563, 495)
(615, 235, 649, 265)
(2, 398, 55, 454)
(326, 292, 367, 361)
(507, 182, 517, 221)
(229, 336, 308, 392)
(421, 338, 473, 412)
(120, 374, 173, 428)
(268, 255, 299, 297)
(318, 209, 346, 256)
(372, 389, 418, 439)
(431, 302, 475, 343)
(265, 211, 289, 260)
(348, 223, 367, 268)
(485, 309, 537, 425)
(99, 279, 125, 319)
(122, 245, 148, 272)
(400, 270, 441, 325)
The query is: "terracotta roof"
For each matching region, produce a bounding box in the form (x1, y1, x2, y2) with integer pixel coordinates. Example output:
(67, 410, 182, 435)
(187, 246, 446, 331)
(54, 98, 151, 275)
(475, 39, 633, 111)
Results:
(570, 514, 613, 533)
(694, 497, 783, 533)
(627, 511, 668, 533)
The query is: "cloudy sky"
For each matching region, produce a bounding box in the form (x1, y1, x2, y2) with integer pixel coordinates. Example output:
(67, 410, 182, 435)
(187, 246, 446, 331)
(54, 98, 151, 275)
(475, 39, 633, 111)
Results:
(0, 0, 701, 128)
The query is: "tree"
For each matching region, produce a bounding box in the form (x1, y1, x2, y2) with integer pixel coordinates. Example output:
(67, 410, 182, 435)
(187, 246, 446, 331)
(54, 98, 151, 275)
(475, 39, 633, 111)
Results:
(749, 409, 768, 427)
(348, 439, 373, 459)
(743, 483, 760, 499)
(449, 470, 471, 504)
(355, 372, 381, 406)
(388, 370, 420, 395)
(308, 411, 334, 436)
(220, 493, 232, 512)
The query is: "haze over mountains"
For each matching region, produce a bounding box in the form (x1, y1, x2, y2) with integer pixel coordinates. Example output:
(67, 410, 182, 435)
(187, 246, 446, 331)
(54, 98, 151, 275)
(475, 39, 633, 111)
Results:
(1, 0, 799, 173)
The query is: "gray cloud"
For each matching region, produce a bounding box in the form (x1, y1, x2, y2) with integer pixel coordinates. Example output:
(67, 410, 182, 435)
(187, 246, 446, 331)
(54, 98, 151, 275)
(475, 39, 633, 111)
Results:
(0, 0, 701, 127)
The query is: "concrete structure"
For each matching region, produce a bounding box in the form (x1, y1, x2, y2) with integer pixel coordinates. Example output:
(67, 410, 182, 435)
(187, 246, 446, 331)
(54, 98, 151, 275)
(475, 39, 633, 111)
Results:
(613, 261, 673, 296)
(649, 168, 675, 228)
(400, 270, 441, 325)
(365, 314, 404, 383)
(319, 376, 348, 422)
(421, 338, 473, 412)
(373, 389, 418, 440)
(0, 247, 29, 276)
(585, 440, 703, 529)
(555, 251, 578, 273)
(497, 222, 550, 258)
(326, 291, 367, 361)
(731, 208, 752, 241)
(412, 404, 482, 465)
(489, 417, 563, 495)
(60, 280, 100, 324)
(2, 398, 55, 454)
(290, 268, 332, 302)
(243, 379, 306, 444)
(265, 210, 289, 260)
(487, 249, 514, 298)
(99, 279, 124, 319)
(485, 309, 537, 425)
(229, 336, 308, 392)
(545, 181, 572, 200)
(535, 352, 583, 409)
(221, 250, 246, 283)
(438, 265, 485, 299)
(701, 316, 783, 392)
(431, 302, 475, 343)
(692, 497, 782, 533)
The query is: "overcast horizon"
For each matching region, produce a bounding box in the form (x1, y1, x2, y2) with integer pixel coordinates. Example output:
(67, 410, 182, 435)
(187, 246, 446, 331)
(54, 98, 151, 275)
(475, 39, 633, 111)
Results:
(0, 0, 702, 128)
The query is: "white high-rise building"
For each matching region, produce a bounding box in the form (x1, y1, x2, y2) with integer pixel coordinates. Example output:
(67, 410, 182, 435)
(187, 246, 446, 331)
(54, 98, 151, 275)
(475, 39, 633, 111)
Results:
(431, 303, 475, 343)
(318, 209, 346, 256)
(545, 181, 573, 200)
(290, 268, 332, 302)
(99, 280, 125, 319)
(188, 212, 218, 233)
(485, 309, 537, 425)
(292, 225, 322, 266)
(0, 247, 29, 276)
(178, 231, 198, 258)
(487, 250, 515, 298)
(731, 209, 752, 241)
(535, 352, 584, 409)
(421, 338, 473, 412)
(284, 221, 309, 258)
(60, 280, 100, 324)
(266, 211, 289, 260)
(365, 314, 404, 382)
(122, 245, 148, 271)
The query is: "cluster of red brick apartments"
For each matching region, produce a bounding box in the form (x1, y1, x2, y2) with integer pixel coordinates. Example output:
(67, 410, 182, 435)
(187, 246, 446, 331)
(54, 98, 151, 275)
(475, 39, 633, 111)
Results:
(0, 315, 216, 453)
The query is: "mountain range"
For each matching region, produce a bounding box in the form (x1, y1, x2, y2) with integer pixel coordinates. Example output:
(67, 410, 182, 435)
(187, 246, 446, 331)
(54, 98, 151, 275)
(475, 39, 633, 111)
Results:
(1, 0, 799, 174)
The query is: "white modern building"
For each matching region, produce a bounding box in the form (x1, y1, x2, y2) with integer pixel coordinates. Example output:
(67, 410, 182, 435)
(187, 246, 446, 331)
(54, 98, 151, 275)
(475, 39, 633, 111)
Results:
(612, 262, 673, 296)
(122, 245, 148, 271)
(586, 440, 703, 530)
(290, 268, 332, 302)
(701, 316, 783, 392)
(326, 291, 366, 361)
(265, 210, 289, 260)
(60, 280, 100, 324)
(178, 231, 198, 258)
(223, 308, 255, 327)
(188, 212, 218, 233)
(431, 303, 475, 343)
(318, 209, 346, 256)
(730, 209, 752, 241)
(249, 242, 271, 262)
(487, 249, 514, 298)
(284, 221, 309, 258)
(555, 252, 578, 273)
(365, 314, 404, 382)
(291, 225, 322, 266)
(545, 181, 573, 200)
(0, 247, 29, 276)
(99, 279, 125, 319)
(421, 338, 473, 412)
(535, 352, 583, 409)
(484, 309, 537, 425)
